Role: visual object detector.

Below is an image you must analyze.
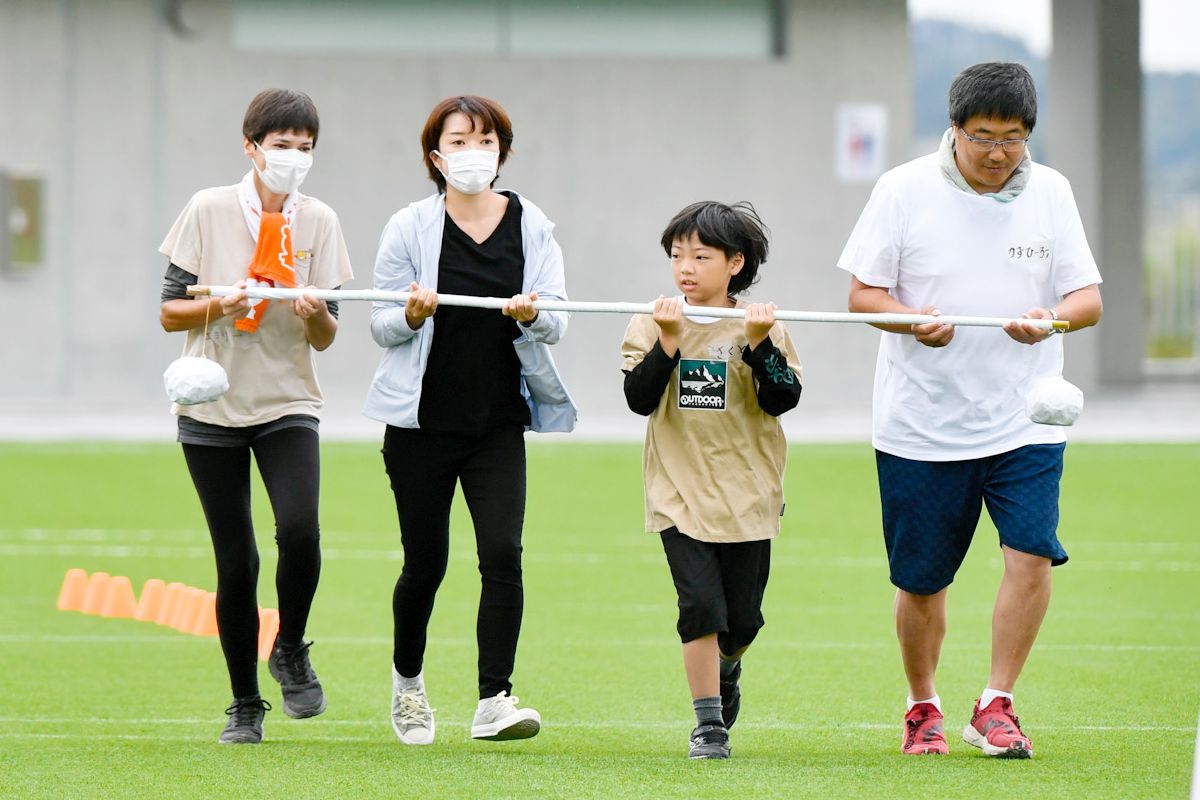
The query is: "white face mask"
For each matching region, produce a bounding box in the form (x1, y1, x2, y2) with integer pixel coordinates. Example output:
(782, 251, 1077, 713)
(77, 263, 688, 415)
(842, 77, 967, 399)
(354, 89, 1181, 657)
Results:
(255, 143, 313, 195)
(433, 149, 499, 195)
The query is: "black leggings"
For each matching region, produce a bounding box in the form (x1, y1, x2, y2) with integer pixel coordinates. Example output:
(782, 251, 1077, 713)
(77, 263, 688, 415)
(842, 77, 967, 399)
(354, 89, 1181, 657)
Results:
(182, 427, 322, 699)
(382, 424, 526, 699)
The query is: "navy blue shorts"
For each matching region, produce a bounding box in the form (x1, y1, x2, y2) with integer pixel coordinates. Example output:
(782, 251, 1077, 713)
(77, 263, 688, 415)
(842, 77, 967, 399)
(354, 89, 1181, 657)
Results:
(875, 443, 1068, 595)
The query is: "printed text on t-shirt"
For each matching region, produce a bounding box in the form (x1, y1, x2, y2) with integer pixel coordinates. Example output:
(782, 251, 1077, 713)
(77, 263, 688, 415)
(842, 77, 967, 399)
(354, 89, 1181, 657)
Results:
(678, 359, 727, 411)
(1008, 243, 1051, 261)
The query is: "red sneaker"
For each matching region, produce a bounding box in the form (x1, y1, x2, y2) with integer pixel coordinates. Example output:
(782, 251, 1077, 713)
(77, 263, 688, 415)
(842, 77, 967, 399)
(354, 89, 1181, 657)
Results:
(963, 697, 1033, 758)
(902, 702, 948, 755)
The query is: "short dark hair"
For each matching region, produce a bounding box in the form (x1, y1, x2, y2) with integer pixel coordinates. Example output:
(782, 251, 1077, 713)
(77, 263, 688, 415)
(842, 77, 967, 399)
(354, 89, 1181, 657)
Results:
(242, 89, 320, 146)
(948, 62, 1037, 132)
(420, 95, 514, 192)
(660, 201, 770, 296)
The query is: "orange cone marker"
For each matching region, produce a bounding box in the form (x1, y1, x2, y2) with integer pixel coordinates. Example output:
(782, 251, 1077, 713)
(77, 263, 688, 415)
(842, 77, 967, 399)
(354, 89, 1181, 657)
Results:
(56, 568, 89, 611)
(157, 582, 186, 626)
(134, 579, 166, 621)
(100, 576, 137, 618)
(80, 572, 112, 615)
(174, 587, 206, 633)
(257, 608, 280, 660)
(191, 592, 219, 637)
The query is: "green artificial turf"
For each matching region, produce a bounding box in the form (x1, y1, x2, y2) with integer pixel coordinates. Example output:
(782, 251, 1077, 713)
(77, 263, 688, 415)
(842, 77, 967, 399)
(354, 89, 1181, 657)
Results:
(0, 442, 1196, 799)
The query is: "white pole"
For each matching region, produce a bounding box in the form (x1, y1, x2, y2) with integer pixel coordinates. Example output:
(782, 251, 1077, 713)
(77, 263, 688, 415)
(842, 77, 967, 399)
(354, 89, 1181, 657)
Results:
(186, 285, 1068, 331)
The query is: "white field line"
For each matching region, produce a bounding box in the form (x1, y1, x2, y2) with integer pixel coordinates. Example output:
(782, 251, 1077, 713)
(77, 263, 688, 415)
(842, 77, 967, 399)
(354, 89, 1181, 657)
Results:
(0, 719, 1191, 736)
(5, 529, 1200, 572)
(1, 632, 1196, 653)
(3, 540, 1199, 573)
(9, 527, 1200, 554)
(9, 529, 1200, 559)
(0, 542, 874, 568)
(0, 731, 377, 743)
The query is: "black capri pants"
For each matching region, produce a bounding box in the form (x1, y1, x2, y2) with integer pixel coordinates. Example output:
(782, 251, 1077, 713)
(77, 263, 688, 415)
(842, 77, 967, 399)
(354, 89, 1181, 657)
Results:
(660, 527, 771, 656)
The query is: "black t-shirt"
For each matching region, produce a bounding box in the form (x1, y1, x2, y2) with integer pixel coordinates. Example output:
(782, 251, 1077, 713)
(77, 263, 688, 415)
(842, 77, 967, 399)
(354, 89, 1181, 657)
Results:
(418, 192, 531, 434)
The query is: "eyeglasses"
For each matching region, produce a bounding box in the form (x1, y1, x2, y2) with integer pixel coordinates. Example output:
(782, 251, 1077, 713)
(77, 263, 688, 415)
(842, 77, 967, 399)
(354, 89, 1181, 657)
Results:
(959, 129, 1030, 153)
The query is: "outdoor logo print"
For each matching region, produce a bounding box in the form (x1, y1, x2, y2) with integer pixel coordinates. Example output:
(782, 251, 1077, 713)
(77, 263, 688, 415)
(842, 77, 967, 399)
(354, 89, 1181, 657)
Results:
(678, 359, 727, 410)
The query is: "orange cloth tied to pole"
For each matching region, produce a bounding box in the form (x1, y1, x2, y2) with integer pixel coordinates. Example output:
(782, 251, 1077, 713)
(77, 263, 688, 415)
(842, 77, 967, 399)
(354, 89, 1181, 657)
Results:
(235, 211, 296, 333)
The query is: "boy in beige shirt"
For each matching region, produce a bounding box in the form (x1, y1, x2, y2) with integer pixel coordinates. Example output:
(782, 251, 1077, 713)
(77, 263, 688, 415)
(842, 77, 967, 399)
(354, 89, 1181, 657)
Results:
(621, 201, 802, 760)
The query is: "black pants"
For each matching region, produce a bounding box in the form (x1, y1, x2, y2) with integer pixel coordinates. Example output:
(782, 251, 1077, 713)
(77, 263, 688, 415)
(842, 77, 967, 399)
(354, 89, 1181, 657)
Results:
(182, 427, 322, 699)
(382, 424, 526, 699)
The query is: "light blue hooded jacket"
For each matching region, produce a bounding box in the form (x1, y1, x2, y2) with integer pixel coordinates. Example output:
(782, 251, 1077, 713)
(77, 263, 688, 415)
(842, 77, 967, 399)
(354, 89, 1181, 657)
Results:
(363, 191, 578, 432)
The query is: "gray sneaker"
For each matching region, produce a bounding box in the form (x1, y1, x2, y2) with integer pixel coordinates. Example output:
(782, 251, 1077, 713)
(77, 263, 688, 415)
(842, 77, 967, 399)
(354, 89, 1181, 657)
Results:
(688, 723, 731, 759)
(219, 696, 270, 744)
(268, 638, 326, 719)
(470, 691, 541, 741)
(391, 668, 435, 745)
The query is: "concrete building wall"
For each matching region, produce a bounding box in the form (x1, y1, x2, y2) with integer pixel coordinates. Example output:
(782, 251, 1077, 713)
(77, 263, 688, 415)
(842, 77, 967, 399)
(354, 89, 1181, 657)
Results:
(1048, 0, 1144, 386)
(3, 0, 912, 430)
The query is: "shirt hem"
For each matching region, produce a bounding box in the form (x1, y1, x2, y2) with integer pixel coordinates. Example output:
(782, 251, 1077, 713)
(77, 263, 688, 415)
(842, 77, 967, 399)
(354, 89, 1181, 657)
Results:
(645, 517, 780, 544)
(175, 403, 323, 428)
(872, 429, 1068, 462)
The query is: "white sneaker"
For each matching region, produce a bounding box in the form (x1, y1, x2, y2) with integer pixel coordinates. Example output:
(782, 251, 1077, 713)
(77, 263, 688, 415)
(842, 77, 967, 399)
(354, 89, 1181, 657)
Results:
(470, 691, 541, 741)
(391, 668, 435, 745)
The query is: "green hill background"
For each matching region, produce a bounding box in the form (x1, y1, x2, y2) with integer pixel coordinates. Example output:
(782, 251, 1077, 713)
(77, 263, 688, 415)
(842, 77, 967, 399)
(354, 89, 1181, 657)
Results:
(912, 20, 1200, 203)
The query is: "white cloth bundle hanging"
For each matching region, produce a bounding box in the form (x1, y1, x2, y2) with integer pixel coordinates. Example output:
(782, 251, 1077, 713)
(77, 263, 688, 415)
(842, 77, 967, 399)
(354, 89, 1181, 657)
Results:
(164, 356, 229, 405)
(1024, 376, 1084, 426)
(163, 296, 229, 406)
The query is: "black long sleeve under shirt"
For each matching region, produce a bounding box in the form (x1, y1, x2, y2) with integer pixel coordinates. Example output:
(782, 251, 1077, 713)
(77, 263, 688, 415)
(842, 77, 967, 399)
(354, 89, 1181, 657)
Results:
(624, 336, 802, 417)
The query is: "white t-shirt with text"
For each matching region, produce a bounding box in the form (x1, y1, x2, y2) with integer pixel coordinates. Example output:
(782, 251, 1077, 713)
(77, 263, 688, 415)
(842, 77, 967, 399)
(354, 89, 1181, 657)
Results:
(837, 153, 1102, 460)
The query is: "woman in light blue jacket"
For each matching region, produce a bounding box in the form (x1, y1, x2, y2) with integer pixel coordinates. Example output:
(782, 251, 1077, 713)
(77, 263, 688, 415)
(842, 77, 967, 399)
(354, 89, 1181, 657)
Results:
(365, 95, 575, 748)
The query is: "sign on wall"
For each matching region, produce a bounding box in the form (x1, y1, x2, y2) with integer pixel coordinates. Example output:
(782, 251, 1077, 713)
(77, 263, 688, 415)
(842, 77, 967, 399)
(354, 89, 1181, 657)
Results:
(1, 173, 44, 274)
(835, 103, 888, 184)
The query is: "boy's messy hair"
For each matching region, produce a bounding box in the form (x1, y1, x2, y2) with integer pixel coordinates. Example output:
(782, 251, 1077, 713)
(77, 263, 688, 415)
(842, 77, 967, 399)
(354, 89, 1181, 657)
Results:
(243, 88, 320, 146)
(660, 201, 769, 296)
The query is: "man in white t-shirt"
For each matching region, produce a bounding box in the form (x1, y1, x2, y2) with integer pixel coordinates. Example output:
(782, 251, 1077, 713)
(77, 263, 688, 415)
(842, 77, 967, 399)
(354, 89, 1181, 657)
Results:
(837, 62, 1103, 759)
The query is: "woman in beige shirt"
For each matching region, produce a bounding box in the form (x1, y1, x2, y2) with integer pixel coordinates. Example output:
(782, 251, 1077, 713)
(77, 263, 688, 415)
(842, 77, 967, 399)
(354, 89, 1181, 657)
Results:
(158, 88, 352, 745)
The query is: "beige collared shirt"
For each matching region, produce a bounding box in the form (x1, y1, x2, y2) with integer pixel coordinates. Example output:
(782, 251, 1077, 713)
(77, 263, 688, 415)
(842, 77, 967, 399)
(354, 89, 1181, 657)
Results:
(160, 184, 353, 427)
